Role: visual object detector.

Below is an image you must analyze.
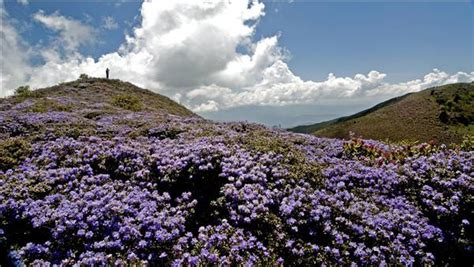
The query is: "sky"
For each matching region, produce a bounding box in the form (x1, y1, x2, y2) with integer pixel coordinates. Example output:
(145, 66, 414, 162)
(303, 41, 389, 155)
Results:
(1, 0, 473, 127)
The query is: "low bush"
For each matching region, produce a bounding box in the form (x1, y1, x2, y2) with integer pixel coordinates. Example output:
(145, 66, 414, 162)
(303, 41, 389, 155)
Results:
(460, 135, 474, 151)
(0, 138, 32, 171)
(111, 94, 143, 111)
(28, 99, 73, 113)
(14, 86, 31, 97)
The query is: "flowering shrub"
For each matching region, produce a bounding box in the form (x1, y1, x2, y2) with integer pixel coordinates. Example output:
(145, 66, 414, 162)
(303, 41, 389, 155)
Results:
(0, 93, 472, 266)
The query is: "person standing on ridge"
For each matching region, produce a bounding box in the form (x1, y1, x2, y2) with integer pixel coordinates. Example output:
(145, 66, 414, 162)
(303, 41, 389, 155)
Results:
(106, 68, 110, 79)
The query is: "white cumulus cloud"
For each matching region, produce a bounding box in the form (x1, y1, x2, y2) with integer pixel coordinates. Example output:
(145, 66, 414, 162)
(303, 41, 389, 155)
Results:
(0, 6, 32, 95)
(182, 67, 474, 112)
(1, 0, 473, 120)
(33, 10, 97, 52)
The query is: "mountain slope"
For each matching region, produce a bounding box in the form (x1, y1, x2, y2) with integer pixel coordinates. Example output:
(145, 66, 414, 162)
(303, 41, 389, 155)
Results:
(0, 79, 472, 265)
(2, 77, 195, 117)
(0, 77, 197, 141)
(289, 83, 474, 144)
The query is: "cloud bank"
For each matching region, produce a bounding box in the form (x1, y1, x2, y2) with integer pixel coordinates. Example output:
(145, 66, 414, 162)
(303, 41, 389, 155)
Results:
(1, 0, 473, 115)
(33, 10, 97, 53)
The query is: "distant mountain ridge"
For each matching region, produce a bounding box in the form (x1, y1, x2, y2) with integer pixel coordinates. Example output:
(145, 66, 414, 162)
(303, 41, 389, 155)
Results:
(289, 82, 474, 144)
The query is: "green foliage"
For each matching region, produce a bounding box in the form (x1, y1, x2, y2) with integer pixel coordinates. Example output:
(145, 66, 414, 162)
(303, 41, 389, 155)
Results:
(390, 139, 420, 147)
(0, 138, 32, 171)
(52, 124, 94, 139)
(111, 94, 144, 111)
(459, 135, 474, 151)
(79, 73, 89, 79)
(12, 86, 43, 103)
(343, 138, 383, 160)
(240, 130, 294, 155)
(14, 86, 31, 97)
(435, 86, 474, 125)
(343, 138, 441, 165)
(28, 99, 73, 113)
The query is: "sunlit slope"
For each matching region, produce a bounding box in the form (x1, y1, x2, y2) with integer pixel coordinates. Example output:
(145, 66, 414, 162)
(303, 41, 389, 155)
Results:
(2, 77, 196, 117)
(290, 83, 473, 144)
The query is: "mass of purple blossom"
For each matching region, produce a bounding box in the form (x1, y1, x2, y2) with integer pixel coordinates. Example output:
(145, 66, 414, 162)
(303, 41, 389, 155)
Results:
(0, 87, 472, 266)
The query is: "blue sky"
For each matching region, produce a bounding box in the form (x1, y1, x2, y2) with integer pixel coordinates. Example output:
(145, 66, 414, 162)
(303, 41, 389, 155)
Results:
(1, 0, 473, 127)
(5, 1, 142, 62)
(7, 0, 471, 77)
(259, 1, 472, 82)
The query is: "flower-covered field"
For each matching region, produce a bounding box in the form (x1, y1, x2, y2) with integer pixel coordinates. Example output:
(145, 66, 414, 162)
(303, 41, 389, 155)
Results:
(0, 80, 472, 266)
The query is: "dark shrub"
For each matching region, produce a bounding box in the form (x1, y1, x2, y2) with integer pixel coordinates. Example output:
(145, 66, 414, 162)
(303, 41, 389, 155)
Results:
(439, 110, 450, 124)
(14, 86, 31, 97)
(435, 97, 446, 105)
(454, 114, 469, 126)
(84, 110, 112, 120)
(453, 94, 461, 103)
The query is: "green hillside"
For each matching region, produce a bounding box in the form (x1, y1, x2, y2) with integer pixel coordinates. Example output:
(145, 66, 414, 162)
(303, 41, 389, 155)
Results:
(289, 82, 474, 144)
(2, 77, 196, 117)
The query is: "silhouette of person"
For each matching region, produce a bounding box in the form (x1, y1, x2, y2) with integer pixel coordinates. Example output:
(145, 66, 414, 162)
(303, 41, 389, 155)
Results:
(106, 68, 110, 79)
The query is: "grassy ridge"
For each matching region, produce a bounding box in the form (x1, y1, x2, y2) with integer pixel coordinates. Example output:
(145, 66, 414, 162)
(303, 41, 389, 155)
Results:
(289, 93, 412, 134)
(2, 77, 196, 117)
(289, 83, 473, 144)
